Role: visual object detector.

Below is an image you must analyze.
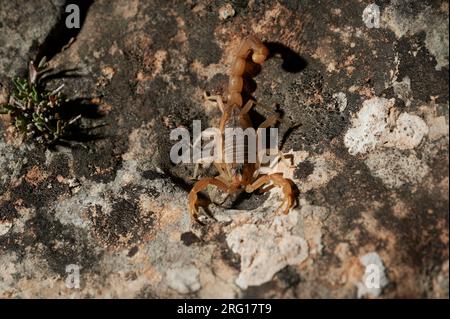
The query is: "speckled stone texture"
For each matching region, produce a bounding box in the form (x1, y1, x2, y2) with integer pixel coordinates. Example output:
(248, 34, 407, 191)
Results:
(0, 0, 448, 298)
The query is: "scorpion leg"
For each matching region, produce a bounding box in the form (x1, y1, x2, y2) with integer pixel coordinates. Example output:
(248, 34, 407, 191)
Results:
(204, 92, 225, 113)
(245, 173, 295, 215)
(256, 113, 294, 169)
(188, 177, 229, 222)
(240, 99, 254, 114)
(259, 114, 279, 129)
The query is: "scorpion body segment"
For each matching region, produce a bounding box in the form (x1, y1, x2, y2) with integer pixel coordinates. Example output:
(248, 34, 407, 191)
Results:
(227, 35, 269, 107)
(188, 35, 295, 223)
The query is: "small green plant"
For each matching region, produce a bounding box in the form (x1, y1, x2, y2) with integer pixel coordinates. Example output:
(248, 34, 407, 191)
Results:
(0, 58, 80, 145)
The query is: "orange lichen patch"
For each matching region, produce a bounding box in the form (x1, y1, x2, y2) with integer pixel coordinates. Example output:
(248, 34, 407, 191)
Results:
(124, 32, 154, 66)
(25, 166, 49, 186)
(161, 115, 177, 130)
(348, 84, 374, 98)
(143, 265, 163, 286)
(250, 3, 303, 52)
(387, 265, 421, 298)
(134, 50, 167, 93)
(90, 97, 112, 115)
(327, 244, 365, 292)
(3, 125, 23, 147)
(0, 191, 11, 206)
(312, 37, 338, 73)
(190, 60, 226, 81)
(171, 29, 187, 43)
(108, 41, 123, 56)
(436, 219, 449, 246)
(192, 2, 207, 15)
(94, 165, 114, 176)
(141, 193, 187, 243)
(331, 8, 342, 16)
(345, 257, 366, 286)
(342, 54, 357, 75)
(136, 70, 147, 82)
(152, 50, 168, 78)
(98, 102, 112, 116)
(96, 67, 116, 86)
(390, 196, 410, 219)
(155, 199, 182, 228)
(359, 209, 397, 252)
(122, 121, 157, 161)
(305, 90, 324, 106)
(101, 66, 116, 80)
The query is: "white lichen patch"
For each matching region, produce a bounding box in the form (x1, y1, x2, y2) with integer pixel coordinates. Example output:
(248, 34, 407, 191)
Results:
(362, 3, 381, 29)
(357, 252, 389, 298)
(297, 200, 330, 256)
(198, 258, 240, 298)
(0, 252, 18, 294)
(300, 152, 343, 193)
(332, 92, 348, 112)
(382, 1, 449, 70)
(344, 97, 393, 155)
(0, 141, 28, 187)
(226, 210, 309, 289)
(9, 206, 34, 235)
(344, 97, 428, 155)
(385, 112, 429, 149)
(0, 251, 61, 298)
(166, 264, 201, 294)
(365, 149, 429, 188)
(0, 220, 12, 236)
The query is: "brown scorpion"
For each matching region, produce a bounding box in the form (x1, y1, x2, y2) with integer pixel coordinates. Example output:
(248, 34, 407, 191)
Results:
(188, 35, 295, 223)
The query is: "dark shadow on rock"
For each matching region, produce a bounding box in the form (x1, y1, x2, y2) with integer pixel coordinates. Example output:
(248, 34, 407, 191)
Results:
(280, 123, 302, 150)
(40, 68, 83, 83)
(63, 98, 106, 120)
(36, 0, 94, 63)
(264, 42, 308, 73)
(46, 97, 108, 149)
(243, 42, 307, 125)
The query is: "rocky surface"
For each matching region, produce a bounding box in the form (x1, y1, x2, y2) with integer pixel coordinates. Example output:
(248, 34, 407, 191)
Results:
(0, 0, 448, 298)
